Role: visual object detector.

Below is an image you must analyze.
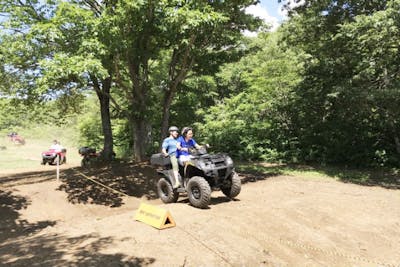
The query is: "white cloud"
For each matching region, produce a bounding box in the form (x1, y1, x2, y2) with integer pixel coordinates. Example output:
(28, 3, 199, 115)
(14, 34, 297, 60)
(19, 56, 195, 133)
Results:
(278, 0, 306, 18)
(244, 3, 280, 36)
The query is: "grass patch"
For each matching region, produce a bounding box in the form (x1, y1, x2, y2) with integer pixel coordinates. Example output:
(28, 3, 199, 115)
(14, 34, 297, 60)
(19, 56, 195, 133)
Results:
(0, 124, 81, 171)
(236, 162, 400, 189)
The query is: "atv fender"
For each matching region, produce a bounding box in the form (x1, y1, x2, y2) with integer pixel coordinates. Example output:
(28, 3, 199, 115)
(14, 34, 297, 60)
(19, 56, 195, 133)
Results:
(157, 169, 183, 188)
(157, 170, 177, 185)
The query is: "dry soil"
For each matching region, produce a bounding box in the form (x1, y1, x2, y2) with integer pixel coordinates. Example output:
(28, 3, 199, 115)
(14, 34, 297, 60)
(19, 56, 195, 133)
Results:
(0, 163, 399, 266)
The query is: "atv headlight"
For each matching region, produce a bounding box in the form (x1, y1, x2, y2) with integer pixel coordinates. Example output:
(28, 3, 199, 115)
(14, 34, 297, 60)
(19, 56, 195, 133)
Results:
(225, 156, 233, 166)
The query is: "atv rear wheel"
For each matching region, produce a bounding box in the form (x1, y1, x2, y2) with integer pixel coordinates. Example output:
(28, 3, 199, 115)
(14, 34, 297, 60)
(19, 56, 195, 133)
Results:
(221, 172, 241, 199)
(187, 176, 211, 209)
(157, 178, 179, 204)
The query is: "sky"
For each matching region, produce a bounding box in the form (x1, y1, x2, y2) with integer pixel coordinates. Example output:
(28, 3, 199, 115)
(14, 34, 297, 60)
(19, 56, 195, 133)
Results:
(0, 1, 294, 34)
(260, 0, 284, 21)
(245, 0, 286, 32)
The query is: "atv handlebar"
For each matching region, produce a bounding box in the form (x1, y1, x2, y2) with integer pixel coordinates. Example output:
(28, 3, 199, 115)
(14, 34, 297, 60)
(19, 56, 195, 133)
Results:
(188, 146, 208, 155)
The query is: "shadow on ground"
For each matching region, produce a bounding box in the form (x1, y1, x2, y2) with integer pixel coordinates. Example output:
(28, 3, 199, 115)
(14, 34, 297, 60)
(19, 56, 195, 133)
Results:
(237, 169, 280, 185)
(0, 189, 155, 267)
(0, 170, 56, 188)
(0, 233, 155, 267)
(58, 161, 159, 207)
(319, 165, 400, 189)
(0, 189, 55, 244)
(177, 195, 237, 208)
(237, 162, 400, 190)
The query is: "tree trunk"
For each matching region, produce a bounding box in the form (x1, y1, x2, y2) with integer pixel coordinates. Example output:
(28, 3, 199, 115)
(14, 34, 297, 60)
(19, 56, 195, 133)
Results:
(160, 88, 176, 142)
(394, 136, 400, 154)
(131, 117, 150, 162)
(94, 77, 114, 161)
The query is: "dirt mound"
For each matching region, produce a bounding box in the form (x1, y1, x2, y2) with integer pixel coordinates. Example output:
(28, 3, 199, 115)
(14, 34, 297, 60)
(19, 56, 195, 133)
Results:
(0, 163, 399, 266)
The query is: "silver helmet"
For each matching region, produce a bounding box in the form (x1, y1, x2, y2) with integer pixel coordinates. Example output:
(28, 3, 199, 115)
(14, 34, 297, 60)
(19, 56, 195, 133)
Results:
(168, 126, 179, 132)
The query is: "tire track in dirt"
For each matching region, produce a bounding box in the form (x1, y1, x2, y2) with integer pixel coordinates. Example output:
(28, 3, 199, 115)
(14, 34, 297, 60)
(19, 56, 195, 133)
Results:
(1, 166, 400, 266)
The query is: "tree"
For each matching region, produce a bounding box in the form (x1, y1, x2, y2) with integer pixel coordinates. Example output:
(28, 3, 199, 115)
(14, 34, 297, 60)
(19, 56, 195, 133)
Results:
(1, 0, 262, 162)
(279, 0, 400, 165)
(98, 0, 262, 160)
(198, 32, 304, 160)
(0, 0, 115, 160)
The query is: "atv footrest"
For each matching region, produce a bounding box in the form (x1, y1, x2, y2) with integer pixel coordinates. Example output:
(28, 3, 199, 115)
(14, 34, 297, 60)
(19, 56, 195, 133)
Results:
(176, 188, 186, 193)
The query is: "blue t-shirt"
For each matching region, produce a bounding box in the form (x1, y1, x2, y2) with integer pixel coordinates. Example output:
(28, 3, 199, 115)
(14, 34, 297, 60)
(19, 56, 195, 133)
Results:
(162, 137, 178, 156)
(177, 136, 197, 157)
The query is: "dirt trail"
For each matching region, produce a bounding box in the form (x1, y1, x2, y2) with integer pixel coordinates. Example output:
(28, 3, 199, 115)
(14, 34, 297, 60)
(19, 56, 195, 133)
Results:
(0, 164, 399, 266)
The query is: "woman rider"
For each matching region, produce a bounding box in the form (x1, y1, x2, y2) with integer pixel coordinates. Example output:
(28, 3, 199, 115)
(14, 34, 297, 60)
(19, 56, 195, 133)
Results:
(177, 127, 202, 166)
(161, 126, 181, 188)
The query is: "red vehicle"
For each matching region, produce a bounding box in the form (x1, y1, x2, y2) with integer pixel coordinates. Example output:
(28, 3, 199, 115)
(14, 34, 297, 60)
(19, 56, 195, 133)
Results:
(7, 132, 25, 145)
(41, 148, 67, 165)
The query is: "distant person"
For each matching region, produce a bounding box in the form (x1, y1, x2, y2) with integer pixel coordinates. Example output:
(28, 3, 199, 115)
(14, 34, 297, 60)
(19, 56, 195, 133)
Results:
(50, 140, 63, 153)
(177, 127, 202, 166)
(8, 132, 18, 141)
(50, 140, 66, 163)
(162, 126, 181, 188)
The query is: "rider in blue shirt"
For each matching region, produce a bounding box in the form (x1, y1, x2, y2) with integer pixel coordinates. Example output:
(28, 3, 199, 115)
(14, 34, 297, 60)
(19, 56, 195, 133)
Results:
(162, 126, 181, 188)
(177, 127, 202, 166)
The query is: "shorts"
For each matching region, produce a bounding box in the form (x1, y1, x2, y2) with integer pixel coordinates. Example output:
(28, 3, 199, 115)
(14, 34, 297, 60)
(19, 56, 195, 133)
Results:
(178, 155, 192, 165)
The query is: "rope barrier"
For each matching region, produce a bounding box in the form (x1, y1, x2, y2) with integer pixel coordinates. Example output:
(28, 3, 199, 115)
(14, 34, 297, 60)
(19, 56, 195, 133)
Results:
(177, 226, 233, 266)
(72, 169, 233, 265)
(70, 169, 397, 267)
(73, 169, 131, 198)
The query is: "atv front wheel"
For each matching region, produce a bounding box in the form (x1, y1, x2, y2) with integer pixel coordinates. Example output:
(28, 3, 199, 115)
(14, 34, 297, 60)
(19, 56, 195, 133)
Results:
(157, 178, 179, 204)
(187, 176, 211, 209)
(221, 172, 241, 199)
(51, 157, 59, 166)
(81, 157, 90, 167)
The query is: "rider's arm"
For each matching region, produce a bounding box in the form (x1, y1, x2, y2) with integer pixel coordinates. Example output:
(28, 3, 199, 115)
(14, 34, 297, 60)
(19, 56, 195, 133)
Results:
(161, 138, 169, 156)
(176, 142, 187, 152)
(176, 137, 188, 152)
(192, 138, 201, 149)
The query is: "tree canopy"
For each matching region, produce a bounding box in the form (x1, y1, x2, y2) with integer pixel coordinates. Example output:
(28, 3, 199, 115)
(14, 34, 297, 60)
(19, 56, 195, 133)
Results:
(1, 0, 399, 167)
(0, 0, 262, 160)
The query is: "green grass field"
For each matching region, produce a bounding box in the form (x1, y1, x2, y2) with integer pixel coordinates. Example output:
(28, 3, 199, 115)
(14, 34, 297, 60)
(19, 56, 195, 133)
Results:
(0, 125, 81, 171)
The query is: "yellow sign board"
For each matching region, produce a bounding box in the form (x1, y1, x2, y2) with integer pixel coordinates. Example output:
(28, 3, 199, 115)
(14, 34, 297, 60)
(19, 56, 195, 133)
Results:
(135, 203, 176, 230)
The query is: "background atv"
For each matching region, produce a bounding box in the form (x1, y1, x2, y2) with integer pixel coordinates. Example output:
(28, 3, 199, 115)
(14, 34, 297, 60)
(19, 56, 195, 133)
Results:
(78, 147, 98, 167)
(150, 147, 241, 209)
(78, 147, 116, 167)
(41, 148, 67, 165)
(7, 132, 25, 145)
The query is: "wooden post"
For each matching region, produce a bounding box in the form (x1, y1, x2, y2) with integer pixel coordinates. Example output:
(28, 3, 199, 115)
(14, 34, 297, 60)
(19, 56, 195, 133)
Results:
(56, 156, 60, 182)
